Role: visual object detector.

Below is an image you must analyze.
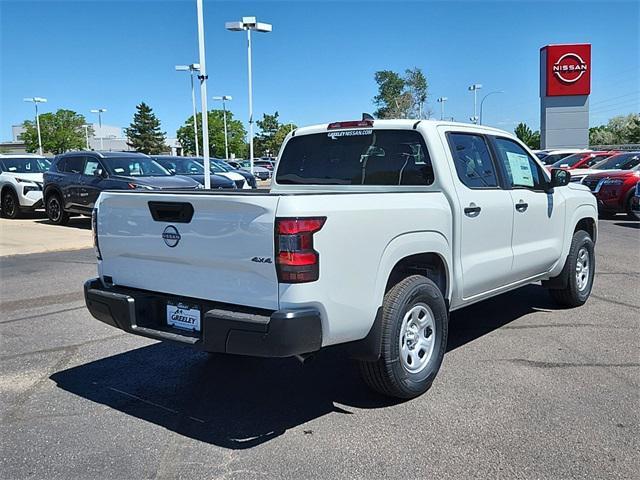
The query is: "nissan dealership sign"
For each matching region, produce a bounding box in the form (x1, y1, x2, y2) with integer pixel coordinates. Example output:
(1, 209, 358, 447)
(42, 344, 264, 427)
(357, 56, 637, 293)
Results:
(540, 43, 591, 148)
(543, 44, 591, 96)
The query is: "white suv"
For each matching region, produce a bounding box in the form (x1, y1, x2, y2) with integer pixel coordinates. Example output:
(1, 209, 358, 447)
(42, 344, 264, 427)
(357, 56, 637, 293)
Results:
(0, 154, 50, 218)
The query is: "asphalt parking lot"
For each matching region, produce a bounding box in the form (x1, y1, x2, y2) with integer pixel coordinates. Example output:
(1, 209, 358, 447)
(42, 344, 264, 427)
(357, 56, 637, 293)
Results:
(0, 218, 638, 480)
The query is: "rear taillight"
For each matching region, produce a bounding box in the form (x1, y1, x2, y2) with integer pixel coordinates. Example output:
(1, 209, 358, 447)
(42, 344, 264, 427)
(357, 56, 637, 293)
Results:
(92, 208, 102, 260)
(275, 217, 326, 283)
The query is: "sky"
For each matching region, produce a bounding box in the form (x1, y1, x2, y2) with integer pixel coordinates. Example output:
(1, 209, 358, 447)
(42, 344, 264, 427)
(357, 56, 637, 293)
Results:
(1, 0, 639, 142)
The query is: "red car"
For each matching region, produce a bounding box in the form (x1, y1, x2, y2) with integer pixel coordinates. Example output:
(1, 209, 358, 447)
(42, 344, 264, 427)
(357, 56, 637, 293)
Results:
(548, 150, 618, 171)
(582, 152, 640, 218)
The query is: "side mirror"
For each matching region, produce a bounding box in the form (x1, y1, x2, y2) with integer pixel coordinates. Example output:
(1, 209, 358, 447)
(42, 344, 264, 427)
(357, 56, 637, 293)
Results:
(549, 168, 570, 189)
(94, 168, 106, 178)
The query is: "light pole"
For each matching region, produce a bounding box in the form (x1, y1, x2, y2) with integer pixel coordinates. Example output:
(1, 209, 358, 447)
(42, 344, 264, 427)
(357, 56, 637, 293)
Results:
(83, 124, 90, 149)
(213, 95, 232, 160)
(90, 108, 107, 150)
(468, 84, 482, 124)
(226, 16, 272, 175)
(196, 0, 211, 188)
(437, 97, 448, 120)
(23, 97, 47, 155)
(175, 63, 201, 157)
(479, 90, 504, 125)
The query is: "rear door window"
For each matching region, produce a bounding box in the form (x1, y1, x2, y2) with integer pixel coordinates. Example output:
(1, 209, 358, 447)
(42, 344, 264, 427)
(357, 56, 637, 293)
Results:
(447, 133, 498, 188)
(276, 129, 434, 186)
(63, 156, 85, 174)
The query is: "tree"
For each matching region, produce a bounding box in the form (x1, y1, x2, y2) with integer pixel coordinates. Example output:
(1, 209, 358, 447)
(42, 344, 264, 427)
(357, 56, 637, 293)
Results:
(253, 112, 297, 157)
(18, 109, 89, 154)
(255, 112, 283, 157)
(125, 102, 167, 154)
(372, 67, 430, 119)
(514, 122, 540, 149)
(589, 113, 640, 146)
(404, 67, 429, 119)
(176, 109, 247, 158)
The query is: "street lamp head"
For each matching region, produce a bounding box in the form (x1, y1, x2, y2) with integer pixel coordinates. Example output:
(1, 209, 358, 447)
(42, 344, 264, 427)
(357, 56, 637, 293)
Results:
(437, 97, 448, 102)
(90, 108, 107, 113)
(175, 65, 190, 71)
(226, 17, 272, 32)
(213, 95, 233, 101)
(468, 84, 483, 91)
(225, 21, 245, 31)
(24, 97, 47, 103)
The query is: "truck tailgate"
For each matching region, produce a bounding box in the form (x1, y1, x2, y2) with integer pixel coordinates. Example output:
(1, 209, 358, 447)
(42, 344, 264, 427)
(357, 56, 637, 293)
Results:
(96, 192, 280, 310)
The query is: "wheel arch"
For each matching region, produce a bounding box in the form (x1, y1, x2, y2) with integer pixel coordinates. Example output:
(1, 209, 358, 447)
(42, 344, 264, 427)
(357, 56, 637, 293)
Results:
(348, 232, 452, 362)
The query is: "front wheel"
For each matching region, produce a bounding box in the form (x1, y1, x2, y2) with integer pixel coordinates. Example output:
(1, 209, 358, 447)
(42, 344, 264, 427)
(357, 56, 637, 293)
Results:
(548, 230, 595, 307)
(358, 275, 448, 399)
(1, 189, 21, 219)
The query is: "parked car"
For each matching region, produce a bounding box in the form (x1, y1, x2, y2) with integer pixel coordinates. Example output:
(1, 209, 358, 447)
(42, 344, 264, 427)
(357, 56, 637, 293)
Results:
(213, 159, 257, 188)
(254, 159, 276, 172)
(631, 182, 640, 220)
(151, 156, 236, 189)
(85, 119, 597, 399)
(569, 151, 640, 184)
(234, 160, 271, 180)
(536, 149, 589, 165)
(0, 154, 49, 218)
(187, 157, 252, 189)
(43, 151, 202, 225)
(549, 151, 618, 171)
(582, 155, 640, 218)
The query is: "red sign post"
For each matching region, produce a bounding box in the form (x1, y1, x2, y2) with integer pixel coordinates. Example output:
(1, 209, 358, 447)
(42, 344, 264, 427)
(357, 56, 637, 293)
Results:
(542, 43, 591, 96)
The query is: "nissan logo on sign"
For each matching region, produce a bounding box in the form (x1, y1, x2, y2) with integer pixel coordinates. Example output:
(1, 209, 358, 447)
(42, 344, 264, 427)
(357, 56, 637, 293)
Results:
(542, 43, 591, 96)
(552, 53, 588, 83)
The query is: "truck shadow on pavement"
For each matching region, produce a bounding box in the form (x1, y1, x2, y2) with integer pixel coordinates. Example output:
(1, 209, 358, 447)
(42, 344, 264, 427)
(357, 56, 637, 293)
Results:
(50, 285, 557, 449)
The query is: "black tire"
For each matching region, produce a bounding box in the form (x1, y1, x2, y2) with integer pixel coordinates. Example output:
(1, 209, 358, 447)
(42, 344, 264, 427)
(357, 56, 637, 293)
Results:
(548, 230, 595, 307)
(624, 191, 637, 220)
(358, 275, 448, 399)
(45, 192, 69, 225)
(1, 189, 21, 219)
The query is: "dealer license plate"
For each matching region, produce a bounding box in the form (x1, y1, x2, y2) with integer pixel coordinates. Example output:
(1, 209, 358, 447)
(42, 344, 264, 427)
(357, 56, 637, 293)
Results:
(167, 302, 201, 332)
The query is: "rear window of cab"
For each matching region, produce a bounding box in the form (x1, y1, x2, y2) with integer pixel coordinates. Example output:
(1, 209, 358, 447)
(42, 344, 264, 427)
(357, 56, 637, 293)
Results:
(276, 129, 434, 186)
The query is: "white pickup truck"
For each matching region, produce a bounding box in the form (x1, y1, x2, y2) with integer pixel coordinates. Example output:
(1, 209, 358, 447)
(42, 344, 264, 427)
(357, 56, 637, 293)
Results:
(85, 119, 597, 399)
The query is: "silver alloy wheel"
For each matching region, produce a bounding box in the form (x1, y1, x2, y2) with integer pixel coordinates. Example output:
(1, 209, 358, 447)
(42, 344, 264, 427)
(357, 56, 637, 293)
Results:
(576, 246, 591, 292)
(399, 303, 436, 373)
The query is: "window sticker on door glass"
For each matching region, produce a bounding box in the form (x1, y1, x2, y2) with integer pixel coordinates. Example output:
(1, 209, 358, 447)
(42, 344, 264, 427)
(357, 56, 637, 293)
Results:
(506, 152, 534, 187)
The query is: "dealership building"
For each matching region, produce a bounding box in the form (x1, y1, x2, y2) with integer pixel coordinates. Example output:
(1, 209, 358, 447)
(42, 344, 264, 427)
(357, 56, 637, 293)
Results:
(1, 124, 181, 155)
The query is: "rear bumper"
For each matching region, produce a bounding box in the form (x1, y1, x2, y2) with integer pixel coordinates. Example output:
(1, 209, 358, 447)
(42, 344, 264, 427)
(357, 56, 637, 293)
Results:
(84, 278, 322, 357)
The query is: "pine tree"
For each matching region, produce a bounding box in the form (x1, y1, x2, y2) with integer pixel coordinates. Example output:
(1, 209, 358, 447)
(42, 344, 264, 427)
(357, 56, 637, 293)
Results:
(125, 102, 167, 154)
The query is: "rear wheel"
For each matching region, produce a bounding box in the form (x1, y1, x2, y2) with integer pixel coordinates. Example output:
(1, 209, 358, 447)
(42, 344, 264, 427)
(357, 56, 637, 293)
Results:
(1, 189, 21, 219)
(46, 193, 69, 225)
(358, 275, 448, 399)
(548, 230, 595, 307)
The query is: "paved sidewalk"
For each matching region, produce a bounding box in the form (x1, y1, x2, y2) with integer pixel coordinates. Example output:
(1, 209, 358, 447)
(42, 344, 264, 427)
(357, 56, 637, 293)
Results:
(0, 214, 93, 256)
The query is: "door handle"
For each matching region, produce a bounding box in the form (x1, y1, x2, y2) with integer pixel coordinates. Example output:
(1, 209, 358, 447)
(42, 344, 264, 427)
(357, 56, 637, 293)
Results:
(464, 203, 481, 217)
(515, 200, 528, 212)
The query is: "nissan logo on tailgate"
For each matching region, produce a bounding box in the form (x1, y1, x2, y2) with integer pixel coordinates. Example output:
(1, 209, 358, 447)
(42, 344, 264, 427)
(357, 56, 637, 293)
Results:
(162, 225, 181, 247)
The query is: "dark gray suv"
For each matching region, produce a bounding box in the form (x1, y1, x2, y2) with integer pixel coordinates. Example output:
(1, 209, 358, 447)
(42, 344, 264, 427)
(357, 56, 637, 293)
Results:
(43, 151, 202, 225)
